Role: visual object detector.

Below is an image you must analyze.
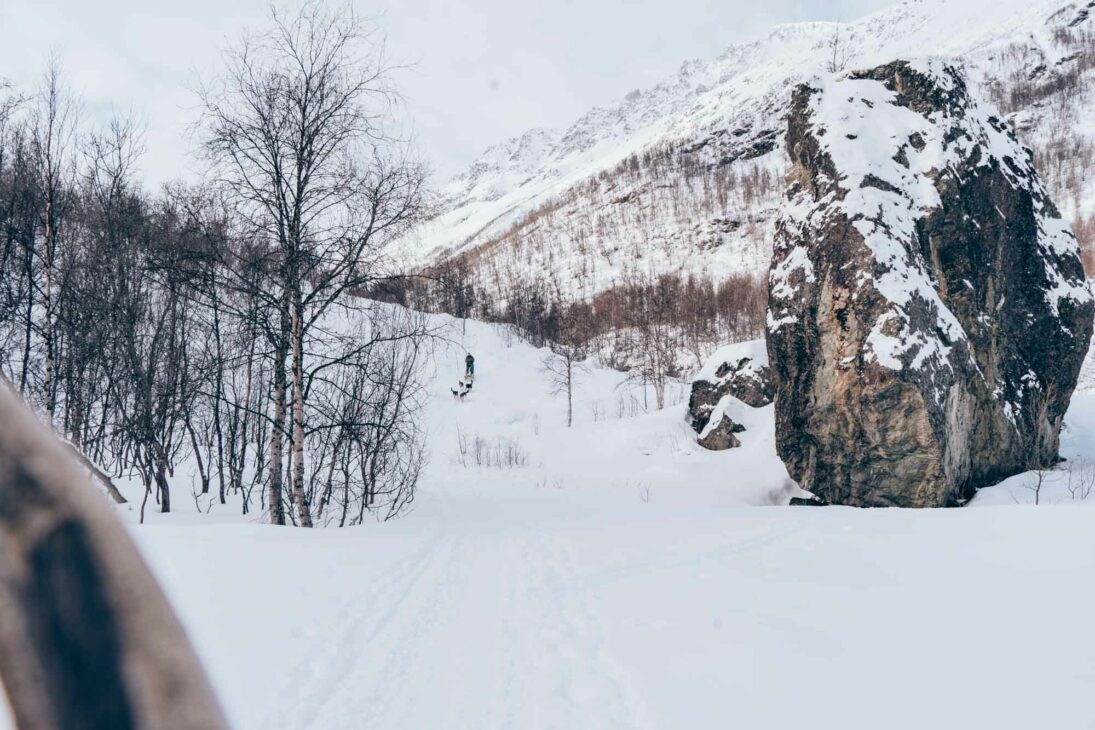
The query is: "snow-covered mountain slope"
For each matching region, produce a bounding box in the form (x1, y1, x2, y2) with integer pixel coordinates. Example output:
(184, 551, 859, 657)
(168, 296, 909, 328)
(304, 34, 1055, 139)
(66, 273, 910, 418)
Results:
(397, 0, 1095, 305)
(84, 307, 1095, 730)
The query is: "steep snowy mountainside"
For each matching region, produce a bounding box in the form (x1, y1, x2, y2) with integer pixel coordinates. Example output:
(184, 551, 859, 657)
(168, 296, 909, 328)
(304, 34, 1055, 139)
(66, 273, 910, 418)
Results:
(397, 0, 1095, 306)
(446, 127, 561, 205)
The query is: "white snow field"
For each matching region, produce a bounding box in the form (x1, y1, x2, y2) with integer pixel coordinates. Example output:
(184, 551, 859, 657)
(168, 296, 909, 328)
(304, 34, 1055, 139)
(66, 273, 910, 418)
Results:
(86, 311, 1095, 730)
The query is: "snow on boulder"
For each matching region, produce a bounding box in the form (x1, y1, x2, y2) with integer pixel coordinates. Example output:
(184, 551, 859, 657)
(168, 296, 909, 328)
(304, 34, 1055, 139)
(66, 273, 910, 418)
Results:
(767, 59, 1094, 507)
(696, 396, 747, 451)
(688, 340, 774, 449)
(692, 339, 770, 424)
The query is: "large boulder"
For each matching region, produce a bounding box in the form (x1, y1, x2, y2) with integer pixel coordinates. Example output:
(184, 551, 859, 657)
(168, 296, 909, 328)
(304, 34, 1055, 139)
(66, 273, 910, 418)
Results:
(688, 339, 773, 436)
(767, 59, 1094, 507)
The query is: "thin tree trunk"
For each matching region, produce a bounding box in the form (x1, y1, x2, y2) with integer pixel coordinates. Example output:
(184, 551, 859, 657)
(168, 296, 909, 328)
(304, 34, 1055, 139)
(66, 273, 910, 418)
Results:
(290, 288, 312, 527)
(211, 275, 227, 504)
(42, 190, 55, 423)
(316, 433, 341, 523)
(153, 442, 171, 514)
(185, 418, 210, 498)
(266, 295, 289, 526)
(19, 239, 33, 396)
(566, 357, 573, 428)
(232, 319, 257, 500)
(267, 375, 287, 525)
(69, 376, 83, 449)
(63, 440, 127, 504)
(338, 452, 352, 528)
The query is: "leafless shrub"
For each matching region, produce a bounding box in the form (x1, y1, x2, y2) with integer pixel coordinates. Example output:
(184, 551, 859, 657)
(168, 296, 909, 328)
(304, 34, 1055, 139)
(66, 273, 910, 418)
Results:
(301, 309, 433, 526)
(456, 430, 530, 469)
(1065, 457, 1095, 501)
(1025, 468, 1048, 505)
(615, 390, 646, 419)
(825, 29, 851, 74)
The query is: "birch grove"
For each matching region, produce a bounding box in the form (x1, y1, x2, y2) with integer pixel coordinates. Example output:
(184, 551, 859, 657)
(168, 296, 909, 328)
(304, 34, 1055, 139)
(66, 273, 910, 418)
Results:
(0, 0, 432, 526)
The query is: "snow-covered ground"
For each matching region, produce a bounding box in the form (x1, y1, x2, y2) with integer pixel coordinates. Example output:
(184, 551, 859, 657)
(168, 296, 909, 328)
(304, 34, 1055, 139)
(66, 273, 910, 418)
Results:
(89, 312, 1095, 730)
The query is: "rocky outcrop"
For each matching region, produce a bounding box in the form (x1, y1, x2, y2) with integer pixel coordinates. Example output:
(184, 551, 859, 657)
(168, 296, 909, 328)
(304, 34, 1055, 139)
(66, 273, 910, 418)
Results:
(689, 340, 773, 450)
(697, 409, 745, 451)
(768, 59, 1094, 507)
(688, 340, 773, 432)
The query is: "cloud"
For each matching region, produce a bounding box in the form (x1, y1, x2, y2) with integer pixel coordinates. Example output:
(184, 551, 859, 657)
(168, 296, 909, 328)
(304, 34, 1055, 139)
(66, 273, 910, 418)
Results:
(0, 0, 893, 187)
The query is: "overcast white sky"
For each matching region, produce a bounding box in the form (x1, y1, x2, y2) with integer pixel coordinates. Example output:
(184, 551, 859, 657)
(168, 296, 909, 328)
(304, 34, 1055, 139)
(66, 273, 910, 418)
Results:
(0, 0, 893, 187)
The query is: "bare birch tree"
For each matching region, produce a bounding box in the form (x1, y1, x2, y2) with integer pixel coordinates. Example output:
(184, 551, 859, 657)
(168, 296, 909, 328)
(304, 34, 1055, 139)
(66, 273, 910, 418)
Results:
(542, 303, 593, 428)
(30, 56, 78, 423)
(198, 0, 428, 526)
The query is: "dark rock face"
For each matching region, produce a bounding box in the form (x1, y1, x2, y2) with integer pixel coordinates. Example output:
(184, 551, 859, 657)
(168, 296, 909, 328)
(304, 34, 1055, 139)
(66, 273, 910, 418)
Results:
(687, 379, 724, 434)
(688, 341, 773, 450)
(696, 413, 745, 451)
(768, 59, 1094, 507)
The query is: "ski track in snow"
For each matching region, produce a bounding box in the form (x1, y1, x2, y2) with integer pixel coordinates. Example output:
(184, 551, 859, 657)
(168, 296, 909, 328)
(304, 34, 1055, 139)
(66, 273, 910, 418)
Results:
(262, 528, 661, 730)
(260, 534, 458, 730)
(529, 534, 651, 730)
(250, 520, 810, 730)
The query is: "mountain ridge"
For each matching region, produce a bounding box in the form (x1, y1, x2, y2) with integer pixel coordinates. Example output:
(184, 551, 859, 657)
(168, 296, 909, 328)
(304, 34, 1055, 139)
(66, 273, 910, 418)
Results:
(396, 0, 1095, 310)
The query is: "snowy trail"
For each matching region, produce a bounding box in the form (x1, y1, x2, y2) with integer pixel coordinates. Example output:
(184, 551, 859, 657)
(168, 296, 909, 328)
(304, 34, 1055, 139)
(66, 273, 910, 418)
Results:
(262, 534, 459, 729)
(137, 504, 1095, 730)
(115, 315, 1095, 729)
(252, 525, 661, 730)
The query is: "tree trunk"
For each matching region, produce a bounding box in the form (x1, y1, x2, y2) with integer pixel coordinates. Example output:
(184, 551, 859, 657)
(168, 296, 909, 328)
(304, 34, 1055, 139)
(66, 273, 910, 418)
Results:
(153, 442, 171, 514)
(63, 440, 127, 505)
(185, 419, 210, 498)
(566, 357, 573, 428)
(211, 278, 227, 504)
(42, 191, 55, 423)
(19, 239, 33, 396)
(290, 288, 312, 528)
(233, 321, 257, 501)
(266, 296, 289, 526)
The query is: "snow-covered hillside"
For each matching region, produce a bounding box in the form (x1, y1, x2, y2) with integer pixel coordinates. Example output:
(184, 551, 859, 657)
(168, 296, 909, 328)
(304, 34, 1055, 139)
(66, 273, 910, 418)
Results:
(119, 312, 797, 525)
(94, 309, 1095, 730)
(397, 0, 1095, 305)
